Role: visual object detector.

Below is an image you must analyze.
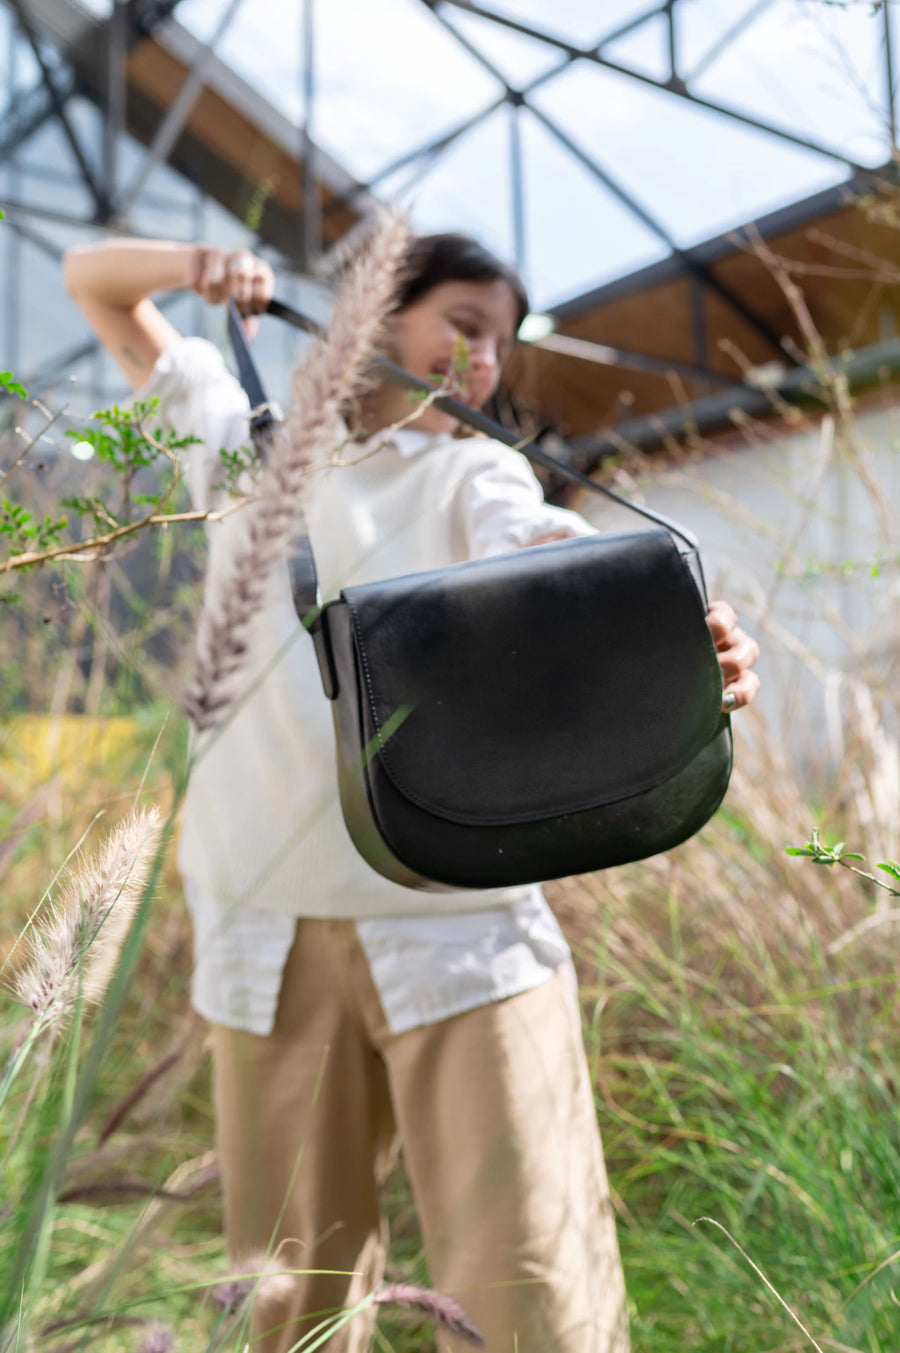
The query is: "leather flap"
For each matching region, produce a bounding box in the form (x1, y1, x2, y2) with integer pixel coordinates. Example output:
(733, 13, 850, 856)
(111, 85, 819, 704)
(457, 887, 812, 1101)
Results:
(339, 530, 723, 826)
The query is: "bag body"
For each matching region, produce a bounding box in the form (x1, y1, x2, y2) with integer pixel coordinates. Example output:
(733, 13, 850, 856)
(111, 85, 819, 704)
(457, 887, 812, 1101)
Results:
(311, 529, 732, 891)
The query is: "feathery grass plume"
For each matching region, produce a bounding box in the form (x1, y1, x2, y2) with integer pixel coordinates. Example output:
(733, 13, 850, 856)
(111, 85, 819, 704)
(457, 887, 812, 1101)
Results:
(373, 1283, 485, 1346)
(183, 208, 412, 730)
(11, 807, 162, 1031)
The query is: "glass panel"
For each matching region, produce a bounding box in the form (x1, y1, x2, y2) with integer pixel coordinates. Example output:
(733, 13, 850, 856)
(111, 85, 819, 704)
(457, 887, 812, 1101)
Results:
(14, 111, 96, 220)
(519, 105, 667, 309)
(443, 8, 565, 86)
(18, 234, 92, 383)
(176, 0, 501, 181)
(600, 10, 671, 82)
(382, 106, 515, 263)
(531, 60, 847, 254)
(687, 0, 890, 167)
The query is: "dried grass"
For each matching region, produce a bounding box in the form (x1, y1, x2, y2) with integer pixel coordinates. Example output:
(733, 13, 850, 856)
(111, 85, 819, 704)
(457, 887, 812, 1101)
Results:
(183, 209, 411, 730)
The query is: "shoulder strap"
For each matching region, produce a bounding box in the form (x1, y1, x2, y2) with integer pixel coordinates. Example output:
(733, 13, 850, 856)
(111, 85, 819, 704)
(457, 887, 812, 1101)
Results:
(227, 302, 321, 621)
(227, 297, 704, 623)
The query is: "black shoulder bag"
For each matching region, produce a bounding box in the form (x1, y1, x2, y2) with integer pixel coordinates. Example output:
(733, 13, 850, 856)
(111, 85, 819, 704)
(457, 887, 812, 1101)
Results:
(227, 301, 733, 892)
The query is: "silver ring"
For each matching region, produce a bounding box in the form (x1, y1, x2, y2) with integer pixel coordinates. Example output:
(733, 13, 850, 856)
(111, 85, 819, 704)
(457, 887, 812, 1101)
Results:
(723, 692, 737, 713)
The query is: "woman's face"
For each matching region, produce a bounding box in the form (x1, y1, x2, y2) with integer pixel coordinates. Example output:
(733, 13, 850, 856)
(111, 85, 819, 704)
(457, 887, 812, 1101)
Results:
(385, 277, 520, 435)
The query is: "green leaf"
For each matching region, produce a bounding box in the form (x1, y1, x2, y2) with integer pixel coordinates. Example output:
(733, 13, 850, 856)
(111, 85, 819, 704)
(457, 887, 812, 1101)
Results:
(0, 370, 27, 400)
(785, 847, 816, 857)
(876, 861, 900, 881)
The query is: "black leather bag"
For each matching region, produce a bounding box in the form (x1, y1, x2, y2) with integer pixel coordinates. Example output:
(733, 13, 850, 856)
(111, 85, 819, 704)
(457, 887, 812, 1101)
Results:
(228, 302, 733, 891)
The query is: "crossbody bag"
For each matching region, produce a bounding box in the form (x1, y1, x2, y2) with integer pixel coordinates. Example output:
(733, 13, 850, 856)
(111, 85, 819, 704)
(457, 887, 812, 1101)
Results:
(226, 300, 733, 890)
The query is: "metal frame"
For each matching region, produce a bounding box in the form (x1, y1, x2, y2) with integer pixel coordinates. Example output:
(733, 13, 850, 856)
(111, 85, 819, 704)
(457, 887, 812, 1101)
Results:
(323, 0, 900, 375)
(2, 0, 898, 410)
(6, 0, 110, 218)
(435, 0, 881, 170)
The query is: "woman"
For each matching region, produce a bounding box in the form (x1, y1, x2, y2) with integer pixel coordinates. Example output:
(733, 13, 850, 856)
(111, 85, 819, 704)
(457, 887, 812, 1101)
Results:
(64, 230, 760, 1353)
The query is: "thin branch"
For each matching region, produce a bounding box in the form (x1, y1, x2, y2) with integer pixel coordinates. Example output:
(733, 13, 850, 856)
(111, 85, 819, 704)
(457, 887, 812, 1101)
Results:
(0, 499, 248, 574)
(0, 403, 66, 486)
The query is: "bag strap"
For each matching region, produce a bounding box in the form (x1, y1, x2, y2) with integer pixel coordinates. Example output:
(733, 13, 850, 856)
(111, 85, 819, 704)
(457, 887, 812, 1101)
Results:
(227, 302, 323, 621)
(226, 298, 704, 622)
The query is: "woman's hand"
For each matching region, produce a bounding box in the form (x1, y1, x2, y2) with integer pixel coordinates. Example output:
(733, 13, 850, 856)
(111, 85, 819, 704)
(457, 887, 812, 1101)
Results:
(520, 550, 761, 716)
(707, 600, 760, 713)
(187, 247, 274, 340)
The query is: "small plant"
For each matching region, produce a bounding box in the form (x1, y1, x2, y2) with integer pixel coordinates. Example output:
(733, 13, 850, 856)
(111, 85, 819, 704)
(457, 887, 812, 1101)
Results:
(787, 827, 900, 896)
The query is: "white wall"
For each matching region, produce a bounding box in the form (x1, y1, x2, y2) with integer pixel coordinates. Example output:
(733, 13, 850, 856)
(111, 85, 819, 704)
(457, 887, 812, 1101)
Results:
(577, 399, 900, 777)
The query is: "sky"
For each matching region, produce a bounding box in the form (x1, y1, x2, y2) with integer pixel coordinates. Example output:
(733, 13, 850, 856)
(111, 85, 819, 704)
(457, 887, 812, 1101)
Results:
(31, 0, 900, 309)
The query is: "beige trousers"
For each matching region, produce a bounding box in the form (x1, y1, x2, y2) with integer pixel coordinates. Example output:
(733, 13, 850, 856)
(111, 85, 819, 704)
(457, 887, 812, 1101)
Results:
(211, 918, 629, 1353)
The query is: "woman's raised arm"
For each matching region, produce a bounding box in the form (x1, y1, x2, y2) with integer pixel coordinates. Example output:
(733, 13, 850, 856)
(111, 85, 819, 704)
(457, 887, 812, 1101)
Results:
(63, 240, 274, 390)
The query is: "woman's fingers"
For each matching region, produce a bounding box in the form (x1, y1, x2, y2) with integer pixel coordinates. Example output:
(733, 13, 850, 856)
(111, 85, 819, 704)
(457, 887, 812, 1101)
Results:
(706, 599, 738, 648)
(188, 247, 274, 314)
(706, 599, 761, 712)
(224, 252, 274, 312)
(250, 259, 275, 312)
(715, 630, 760, 685)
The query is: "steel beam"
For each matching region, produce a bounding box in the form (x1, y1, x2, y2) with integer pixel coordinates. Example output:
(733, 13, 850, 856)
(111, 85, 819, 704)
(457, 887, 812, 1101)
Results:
(421, 0, 510, 90)
(685, 0, 775, 84)
(0, 0, 186, 168)
(4, 24, 22, 376)
(0, 52, 77, 160)
(569, 334, 900, 469)
(690, 273, 709, 374)
(664, 0, 683, 92)
(3, 211, 64, 261)
(320, 93, 508, 222)
(509, 102, 525, 275)
(885, 0, 896, 151)
(596, 4, 667, 53)
(300, 0, 320, 270)
(126, 0, 186, 39)
(0, 195, 153, 231)
(104, 0, 128, 212)
(7, 0, 109, 216)
(117, 0, 245, 215)
(533, 330, 740, 387)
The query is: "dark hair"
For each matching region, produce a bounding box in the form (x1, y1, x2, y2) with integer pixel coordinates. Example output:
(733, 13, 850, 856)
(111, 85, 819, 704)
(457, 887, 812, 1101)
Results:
(394, 232, 530, 333)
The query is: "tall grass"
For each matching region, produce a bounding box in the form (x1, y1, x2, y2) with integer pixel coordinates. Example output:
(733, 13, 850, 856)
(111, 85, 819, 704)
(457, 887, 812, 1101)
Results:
(3, 685, 897, 1350)
(546, 696, 900, 1351)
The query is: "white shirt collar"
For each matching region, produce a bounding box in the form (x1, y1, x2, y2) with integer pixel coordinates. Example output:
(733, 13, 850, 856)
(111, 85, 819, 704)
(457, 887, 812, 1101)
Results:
(349, 425, 437, 459)
(391, 429, 436, 458)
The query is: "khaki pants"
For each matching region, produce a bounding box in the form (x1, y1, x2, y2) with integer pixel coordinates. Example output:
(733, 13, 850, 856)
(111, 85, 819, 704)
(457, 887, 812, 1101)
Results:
(211, 918, 629, 1353)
